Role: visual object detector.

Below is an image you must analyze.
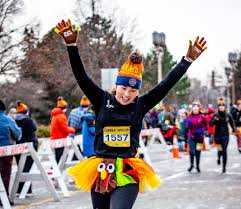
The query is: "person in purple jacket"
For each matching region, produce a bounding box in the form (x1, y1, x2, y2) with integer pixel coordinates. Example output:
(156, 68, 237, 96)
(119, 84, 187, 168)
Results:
(186, 100, 207, 173)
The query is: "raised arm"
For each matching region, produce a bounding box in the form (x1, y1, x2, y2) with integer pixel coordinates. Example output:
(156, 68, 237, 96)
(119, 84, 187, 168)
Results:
(140, 58, 191, 113)
(54, 19, 105, 108)
(140, 36, 207, 114)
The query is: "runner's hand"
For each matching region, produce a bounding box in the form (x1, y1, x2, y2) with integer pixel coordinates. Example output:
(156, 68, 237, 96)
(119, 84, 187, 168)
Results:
(54, 19, 80, 45)
(186, 36, 207, 62)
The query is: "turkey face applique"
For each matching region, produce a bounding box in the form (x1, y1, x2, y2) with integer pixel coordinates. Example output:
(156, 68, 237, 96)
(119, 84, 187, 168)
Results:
(95, 158, 117, 193)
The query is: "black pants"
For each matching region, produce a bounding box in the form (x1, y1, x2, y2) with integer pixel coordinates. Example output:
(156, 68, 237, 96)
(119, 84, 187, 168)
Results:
(15, 142, 39, 194)
(55, 147, 64, 163)
(215, 137, 229, 168)
(0, 156, 13, 196)
(91, 184, 139, 209)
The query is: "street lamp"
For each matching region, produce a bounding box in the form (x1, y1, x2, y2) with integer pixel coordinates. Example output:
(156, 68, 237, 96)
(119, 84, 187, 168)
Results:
(228, 52, 238, 65)
(152, 31, 166, 84)
(225, 67, 232, 113)
(228, 52, 238, 104)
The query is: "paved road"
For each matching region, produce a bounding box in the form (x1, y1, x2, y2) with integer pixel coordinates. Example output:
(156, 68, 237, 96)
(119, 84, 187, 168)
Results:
(8, 136, 241, 209)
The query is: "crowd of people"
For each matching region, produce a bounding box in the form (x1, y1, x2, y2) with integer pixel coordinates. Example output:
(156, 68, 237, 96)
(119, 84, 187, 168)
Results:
(0, 18, 241, 209)
(144, 98, 241, 173)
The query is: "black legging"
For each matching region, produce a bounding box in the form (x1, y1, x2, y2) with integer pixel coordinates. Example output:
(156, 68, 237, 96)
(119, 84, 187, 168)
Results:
(55, 147, 64, 163)
(216, 137, 229, 168)
(91, 184, 139, 209)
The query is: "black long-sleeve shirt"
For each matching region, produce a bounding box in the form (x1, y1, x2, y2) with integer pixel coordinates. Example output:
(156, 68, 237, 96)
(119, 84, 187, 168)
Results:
(210, 111, 235, 139)
(67, 46, 191, 158)
(231, 108, 241, 127)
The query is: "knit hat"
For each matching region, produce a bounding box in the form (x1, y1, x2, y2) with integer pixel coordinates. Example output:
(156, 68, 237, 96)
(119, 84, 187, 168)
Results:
(57, 96, 68, 109)
(16, 101, 28, 114)
(80, 95, 90, 108)
(218, 98, 225, 104)
(0, 99, 6, 111)
(115, 51, 144, 89)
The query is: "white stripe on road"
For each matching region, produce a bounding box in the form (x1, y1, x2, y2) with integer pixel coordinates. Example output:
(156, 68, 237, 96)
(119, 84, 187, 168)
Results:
(163, 172, 186, 181)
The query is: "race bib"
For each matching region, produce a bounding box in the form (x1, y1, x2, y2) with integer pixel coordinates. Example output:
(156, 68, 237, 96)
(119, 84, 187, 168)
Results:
(103, 126, 130, 147)
(217, 144, 222, 151)
(196, 143, 203, 151)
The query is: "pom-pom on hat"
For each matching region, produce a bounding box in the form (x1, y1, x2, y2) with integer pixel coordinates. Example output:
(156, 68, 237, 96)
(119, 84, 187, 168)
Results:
(218, 97, 225, 104)
(16, 101, 28, 114)
(57, 96, 68, 109)
(80, 95, 90, 108)
(115, 50, 144, 89)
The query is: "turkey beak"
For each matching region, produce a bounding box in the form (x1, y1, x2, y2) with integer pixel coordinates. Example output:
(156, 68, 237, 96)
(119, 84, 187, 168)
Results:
(101, 169, 107, 180)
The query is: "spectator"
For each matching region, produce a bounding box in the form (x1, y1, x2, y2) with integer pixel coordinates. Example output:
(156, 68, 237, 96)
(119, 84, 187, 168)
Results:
(8, 108, 17, 119)
(81, 107, 95, 157)
(68, 95, 91, 159)
(148, 108, 159, 128)
(15, 101, 39, 196)
(0, 99, 22, 200)
(68, 95, 90, 136)
(50, 97, 75, 163)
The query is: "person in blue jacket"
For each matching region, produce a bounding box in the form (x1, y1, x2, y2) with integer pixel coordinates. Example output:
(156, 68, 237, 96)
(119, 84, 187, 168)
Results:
(82, 107, 95, 158)
(0, 99, 22, 199)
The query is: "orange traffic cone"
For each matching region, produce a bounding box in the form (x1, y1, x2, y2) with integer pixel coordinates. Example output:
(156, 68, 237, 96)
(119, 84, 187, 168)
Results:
(173, 135, 181, 158)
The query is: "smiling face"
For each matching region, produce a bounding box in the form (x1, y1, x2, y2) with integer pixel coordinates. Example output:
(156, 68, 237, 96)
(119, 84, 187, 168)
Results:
(115, 85, 139, 105)
(192, 104, 200, 114)
(218, 103, 226, 112)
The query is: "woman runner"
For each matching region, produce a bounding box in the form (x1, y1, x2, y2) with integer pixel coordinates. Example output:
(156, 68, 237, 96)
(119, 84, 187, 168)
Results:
(186, 100, 207, 173)
(54, 19, 207, 209)
(210, 98, 236, 173)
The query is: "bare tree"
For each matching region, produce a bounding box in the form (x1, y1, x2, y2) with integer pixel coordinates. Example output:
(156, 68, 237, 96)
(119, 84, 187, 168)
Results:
(0, 0, 24, 77)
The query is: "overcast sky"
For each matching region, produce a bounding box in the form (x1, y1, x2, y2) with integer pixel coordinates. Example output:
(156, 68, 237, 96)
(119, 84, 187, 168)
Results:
(20, 0, 241, 85)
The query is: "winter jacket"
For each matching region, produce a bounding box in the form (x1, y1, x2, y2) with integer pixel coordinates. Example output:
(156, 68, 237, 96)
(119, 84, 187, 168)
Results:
(82, 111, 95, 157)
(210, 111, 235, 139)
(15, 113, 38, 146)
(0, 111, 22, 146)
(186, 113, 207, 140)
(50, 108, 75, 140)
(231, 108, 241, 127)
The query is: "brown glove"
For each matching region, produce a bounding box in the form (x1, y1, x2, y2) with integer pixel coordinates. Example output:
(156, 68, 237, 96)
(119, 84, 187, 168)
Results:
(54, 19, 80, 45)
(186, 36, 207, 62)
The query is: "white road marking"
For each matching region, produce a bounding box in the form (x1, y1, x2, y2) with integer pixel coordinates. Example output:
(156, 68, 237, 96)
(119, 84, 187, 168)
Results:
(163, 172, 186, 181)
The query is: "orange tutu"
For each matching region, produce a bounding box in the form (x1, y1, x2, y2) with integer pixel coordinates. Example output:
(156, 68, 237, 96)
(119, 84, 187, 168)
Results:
(125, 158, 161, 191)
(66, 156, 161, 192)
